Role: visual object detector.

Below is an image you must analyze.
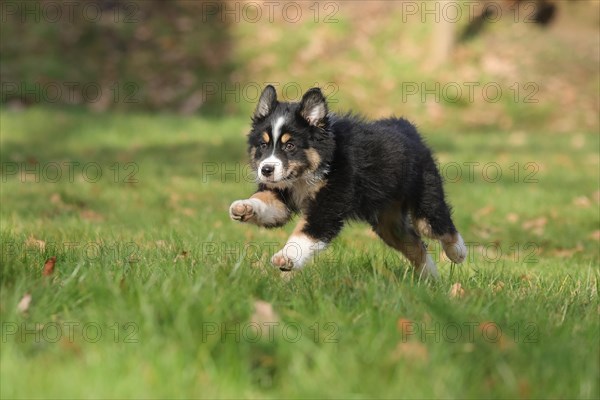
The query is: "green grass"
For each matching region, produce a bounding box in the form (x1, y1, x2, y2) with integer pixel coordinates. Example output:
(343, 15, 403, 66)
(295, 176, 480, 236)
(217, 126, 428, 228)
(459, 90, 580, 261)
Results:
(1, 107, 598, 399)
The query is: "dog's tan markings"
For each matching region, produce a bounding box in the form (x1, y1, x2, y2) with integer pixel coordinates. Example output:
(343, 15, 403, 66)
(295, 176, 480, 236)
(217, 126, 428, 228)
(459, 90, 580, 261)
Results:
(230, 190, 291, 227)
(250, 191, 288, 217)
(374, 206, 436, 278)
(286, 160, 305, 178)
(414, 218, 434, 238)
(281, 133, 291, 144)
(292, 217, 307, 236)
(412, 218, 467, 264)
(305, 148, 321, 171)
(291, 179, 327, 210)
(262, 132, 270, 143)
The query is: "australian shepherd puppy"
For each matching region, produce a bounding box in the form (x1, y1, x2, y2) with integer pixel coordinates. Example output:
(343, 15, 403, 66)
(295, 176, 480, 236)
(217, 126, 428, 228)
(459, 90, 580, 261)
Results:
(229, 85, 466, 278)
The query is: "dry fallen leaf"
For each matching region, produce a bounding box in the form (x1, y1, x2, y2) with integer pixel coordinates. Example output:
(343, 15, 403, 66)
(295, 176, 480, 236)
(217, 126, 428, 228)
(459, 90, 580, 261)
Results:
(17, 293, 32, 313)
(492, 281, 505, 293)
(590, 231, 600, 241)
(25, 235, 46, 251)
(522, 217, 547, 236)
(43, 256, 57, 276)
(506, 213, 519, 223)
(80, 209, 104, 221)
(449, 282, 466, 299)
(396, 318, 413, 335)
(250, 300, 279, 325)
(475, 205, 495, 218)
(552, 244, 584, 257)
(50, 193, 62, 205)
(392, 341, 429, 362)
(479, 321, 513, 351)
(573, 196, 591, 208)
(173, 251, 188, 263)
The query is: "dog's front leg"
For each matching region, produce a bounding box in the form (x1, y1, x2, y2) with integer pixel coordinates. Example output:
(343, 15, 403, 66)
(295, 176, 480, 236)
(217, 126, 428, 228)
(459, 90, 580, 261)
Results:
(271, 216, 343, 271)
(229, 190, 291, 228)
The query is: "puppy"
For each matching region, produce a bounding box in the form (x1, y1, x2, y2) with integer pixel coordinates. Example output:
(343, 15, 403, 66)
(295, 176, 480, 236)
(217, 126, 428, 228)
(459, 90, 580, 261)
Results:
(229, 85, 466, 278)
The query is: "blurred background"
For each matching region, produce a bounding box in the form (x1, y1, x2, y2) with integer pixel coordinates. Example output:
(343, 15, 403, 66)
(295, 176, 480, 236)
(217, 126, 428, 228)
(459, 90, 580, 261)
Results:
(2, 0, 598, 133)
(1, 3, 599, 398)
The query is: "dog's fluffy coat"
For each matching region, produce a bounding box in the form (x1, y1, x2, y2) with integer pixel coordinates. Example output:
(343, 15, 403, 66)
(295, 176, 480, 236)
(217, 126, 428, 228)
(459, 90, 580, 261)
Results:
(229, 85, 466, 277)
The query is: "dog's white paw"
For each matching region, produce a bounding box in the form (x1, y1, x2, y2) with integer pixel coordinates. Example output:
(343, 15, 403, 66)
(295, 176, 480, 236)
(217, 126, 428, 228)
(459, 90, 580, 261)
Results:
(271, 251, 295, 271)
(229, 199, 255, 222)
(271, 236, 327, 271)
(443, 233, 467, 263)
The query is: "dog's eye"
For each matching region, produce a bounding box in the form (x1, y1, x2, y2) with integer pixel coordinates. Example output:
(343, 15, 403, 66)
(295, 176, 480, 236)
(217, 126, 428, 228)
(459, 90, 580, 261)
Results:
(284, 142, 295, 151)
(259, 142, 268, 149)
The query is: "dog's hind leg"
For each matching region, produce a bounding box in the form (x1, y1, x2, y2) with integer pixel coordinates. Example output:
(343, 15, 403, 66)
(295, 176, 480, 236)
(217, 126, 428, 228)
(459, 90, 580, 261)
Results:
(411, 173, 467, 263)
(374, 207, 438, 279)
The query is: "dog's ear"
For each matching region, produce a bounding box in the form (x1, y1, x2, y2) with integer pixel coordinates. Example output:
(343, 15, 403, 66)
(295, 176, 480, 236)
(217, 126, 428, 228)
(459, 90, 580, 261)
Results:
(253, 85, 277, 120)
(299, 88, 328, 126)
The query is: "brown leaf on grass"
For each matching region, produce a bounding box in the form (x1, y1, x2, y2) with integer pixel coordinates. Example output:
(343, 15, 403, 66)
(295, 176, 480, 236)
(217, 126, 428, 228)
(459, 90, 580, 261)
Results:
(552, 244, 584, 257)
(521, 217, 547, 236)
(17, 293, 32, 313)
(590, 231, 600, 241)
(50, 193, 62, 205)
(173, 251, 188, 263)
(60, 337, 82, 355)
(181, 208, 196, 217)
(573, 196, 591, 208)
(80, 209, 104, 222)
(250, 300, 279, 325)
(392, 342, 429, 363)
(479, 322, 514, 351)
(449, 282, 466, 299)
(396, 318, 413, 335)
(43, 256, 57, 276)
(25, 235, 46, 251)
(492, 281, 505, 293)
(475, 205, 495, 218)
(506, 213, 519, 223)
(518, 379, 531, 398)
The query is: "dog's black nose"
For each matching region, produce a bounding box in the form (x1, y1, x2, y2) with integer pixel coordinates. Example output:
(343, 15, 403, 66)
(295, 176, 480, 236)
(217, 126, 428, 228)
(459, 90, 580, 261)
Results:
(261, 164, 274, 177)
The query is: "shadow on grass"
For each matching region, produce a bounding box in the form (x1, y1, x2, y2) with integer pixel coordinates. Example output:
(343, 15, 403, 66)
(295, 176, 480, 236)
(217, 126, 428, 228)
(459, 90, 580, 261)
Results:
(0, 109, 250, 179)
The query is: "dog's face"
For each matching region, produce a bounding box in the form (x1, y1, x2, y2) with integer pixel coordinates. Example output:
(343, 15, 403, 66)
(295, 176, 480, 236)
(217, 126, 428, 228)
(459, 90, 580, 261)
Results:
(247, 86, 332, 187)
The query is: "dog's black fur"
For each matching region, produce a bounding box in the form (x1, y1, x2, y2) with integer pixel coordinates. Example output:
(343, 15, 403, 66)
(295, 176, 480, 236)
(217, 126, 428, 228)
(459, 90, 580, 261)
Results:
(230, 85, 465, 276)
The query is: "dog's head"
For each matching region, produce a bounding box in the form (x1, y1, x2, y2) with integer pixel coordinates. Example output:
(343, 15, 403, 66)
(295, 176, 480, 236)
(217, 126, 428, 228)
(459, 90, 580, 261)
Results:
(247, 85, 334, 188)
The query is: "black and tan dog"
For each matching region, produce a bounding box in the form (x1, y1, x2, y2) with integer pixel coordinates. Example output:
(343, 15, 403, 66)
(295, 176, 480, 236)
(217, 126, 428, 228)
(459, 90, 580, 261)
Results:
(229, 85, 466, 278)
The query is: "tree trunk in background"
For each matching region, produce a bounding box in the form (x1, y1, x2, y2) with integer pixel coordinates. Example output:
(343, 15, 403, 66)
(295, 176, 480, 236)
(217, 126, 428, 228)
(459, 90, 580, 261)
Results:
(428, 1, 456, 69)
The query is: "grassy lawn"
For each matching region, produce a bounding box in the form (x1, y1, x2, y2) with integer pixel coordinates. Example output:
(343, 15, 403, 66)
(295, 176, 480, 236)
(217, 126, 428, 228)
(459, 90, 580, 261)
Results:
(1, 107, 598, 399)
